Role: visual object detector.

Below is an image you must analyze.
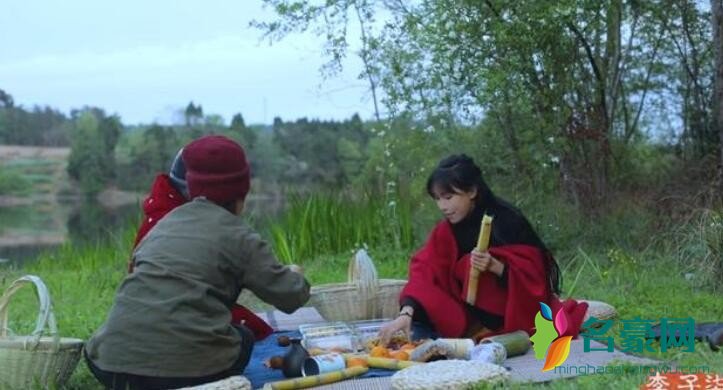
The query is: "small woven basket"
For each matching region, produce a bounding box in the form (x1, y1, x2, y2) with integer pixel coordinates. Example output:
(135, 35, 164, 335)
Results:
(0, 275, 84, 389)
(309, 249, 407, 321)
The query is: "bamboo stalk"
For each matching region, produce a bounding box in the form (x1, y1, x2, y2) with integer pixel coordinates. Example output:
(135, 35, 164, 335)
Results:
(262, 366, 368, 390)
(465, 215, 493, 305)
(366, 357, 420, 370)
(480, 330, 531, 357)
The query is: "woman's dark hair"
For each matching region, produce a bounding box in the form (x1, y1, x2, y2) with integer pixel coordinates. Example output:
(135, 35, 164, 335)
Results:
(426, 154, 562, 295)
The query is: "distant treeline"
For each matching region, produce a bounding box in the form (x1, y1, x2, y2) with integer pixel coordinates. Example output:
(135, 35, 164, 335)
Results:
(0, 90, 381, 196)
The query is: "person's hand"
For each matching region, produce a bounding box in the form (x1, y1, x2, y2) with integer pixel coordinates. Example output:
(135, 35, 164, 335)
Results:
(288, 264, 304, 275)
(378, 315, 412, 346)
(471, 249, 504, 276)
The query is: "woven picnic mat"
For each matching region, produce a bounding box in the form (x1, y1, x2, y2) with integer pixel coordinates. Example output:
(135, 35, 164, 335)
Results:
(504, 338, 660, 383)
(253, 309, 662, 388)
(308, 377, 391, 390)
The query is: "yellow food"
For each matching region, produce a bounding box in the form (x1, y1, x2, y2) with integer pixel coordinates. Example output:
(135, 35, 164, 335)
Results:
(389, 350, 410, 361)
(369, 346, 390, 358)
(400, 343, 416, 351)
(346, 357, 368, 368)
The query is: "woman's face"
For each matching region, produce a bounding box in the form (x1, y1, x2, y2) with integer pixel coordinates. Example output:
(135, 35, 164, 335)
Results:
(431, 186, 477, 224)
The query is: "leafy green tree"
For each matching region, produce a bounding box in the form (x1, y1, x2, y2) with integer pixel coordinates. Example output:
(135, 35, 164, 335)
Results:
(184, 101, 204, 127)
(66, 110, 121, 197)
(257, 0, 717, 208)
(272, 115, 371, 187)
(711, 0, 723, 196)
(231, 113, 257, 149)
(0, 89, 13, 108)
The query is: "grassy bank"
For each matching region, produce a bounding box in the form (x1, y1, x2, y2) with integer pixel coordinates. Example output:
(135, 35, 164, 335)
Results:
(0, 195, 720, 389)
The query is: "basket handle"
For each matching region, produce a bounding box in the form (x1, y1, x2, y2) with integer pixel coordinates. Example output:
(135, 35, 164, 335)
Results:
(0, 275, 60, 351)
(348, 249, 379, 318)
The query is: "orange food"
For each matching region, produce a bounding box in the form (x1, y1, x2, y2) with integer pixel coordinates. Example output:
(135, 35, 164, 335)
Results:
(400, 343, 416, 351)
(370, 346, 390, 358)
(389, 350, 410, 361)
(346, 357, 369, 368)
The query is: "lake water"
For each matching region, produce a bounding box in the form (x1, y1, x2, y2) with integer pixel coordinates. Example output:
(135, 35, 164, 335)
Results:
(0, 195, 285, 265)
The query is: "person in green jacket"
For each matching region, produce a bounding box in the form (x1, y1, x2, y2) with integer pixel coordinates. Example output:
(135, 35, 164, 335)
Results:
(85, 135, 310, 389)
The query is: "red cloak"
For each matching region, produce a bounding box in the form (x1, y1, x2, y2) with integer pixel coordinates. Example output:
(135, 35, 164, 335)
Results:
(400, 221, 587, 338)
(130, 174, 272, 340)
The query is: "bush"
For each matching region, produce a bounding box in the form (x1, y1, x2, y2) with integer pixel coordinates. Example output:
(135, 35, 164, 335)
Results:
(0, 168, 31, 195)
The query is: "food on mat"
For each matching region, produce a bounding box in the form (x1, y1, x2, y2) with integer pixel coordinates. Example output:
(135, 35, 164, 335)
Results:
(299, 323, 355, 353)
(264, 356, 285, 369)
(388, 350, 410, 361)
(399, 343, 416, 351)
(369, 346, 391, 358)
(277, 335, 291, 347)
(409, 340, 456, 362)
(364, 336, 427, 352)
(345, 356, 369, 368)
(307, 348, 326, 356)
(434, 338, 475, 359)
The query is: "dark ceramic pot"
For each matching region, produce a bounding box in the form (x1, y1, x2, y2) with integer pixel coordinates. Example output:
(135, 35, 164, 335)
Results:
(282, 338, 309, 378)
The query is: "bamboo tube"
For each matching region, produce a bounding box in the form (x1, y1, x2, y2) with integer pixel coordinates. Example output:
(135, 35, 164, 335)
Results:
(366, 357, 420, 370)
(480, 330, 531, 358)
(465, 215, 493, 304)
(262, 366, 368, 390)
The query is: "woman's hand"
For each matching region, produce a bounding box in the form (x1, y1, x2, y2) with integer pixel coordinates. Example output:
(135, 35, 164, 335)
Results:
(471, 249, 504, 276)
(378, 314, 412, 346)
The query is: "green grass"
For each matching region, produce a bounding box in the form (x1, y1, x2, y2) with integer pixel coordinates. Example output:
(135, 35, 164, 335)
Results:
(0, 196, 720, 389)
(266, 192, 415, 263)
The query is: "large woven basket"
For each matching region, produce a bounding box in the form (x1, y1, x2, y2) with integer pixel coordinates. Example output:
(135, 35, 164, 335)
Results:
(0, 275, 84, 389)
(309, 249, 407, 321)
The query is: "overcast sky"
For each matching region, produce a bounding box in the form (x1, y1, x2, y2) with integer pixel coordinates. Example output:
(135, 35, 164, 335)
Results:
(0, 1, 375, 125)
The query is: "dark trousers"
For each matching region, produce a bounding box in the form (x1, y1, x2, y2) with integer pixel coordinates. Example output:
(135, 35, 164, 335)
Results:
(85, 325, 255, 390)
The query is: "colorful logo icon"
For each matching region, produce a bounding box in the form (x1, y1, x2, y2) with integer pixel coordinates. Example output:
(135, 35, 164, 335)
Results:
(530, 302, 572, 372)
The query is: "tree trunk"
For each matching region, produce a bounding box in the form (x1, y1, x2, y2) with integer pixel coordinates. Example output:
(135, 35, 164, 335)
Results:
(713, 0, 723, 198)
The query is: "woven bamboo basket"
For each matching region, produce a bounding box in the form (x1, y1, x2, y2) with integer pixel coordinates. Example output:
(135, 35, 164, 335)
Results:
(309, 249, 407, 321)
(0, 275, 84, 389)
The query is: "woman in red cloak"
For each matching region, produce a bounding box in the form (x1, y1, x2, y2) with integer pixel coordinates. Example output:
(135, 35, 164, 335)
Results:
(379, 154, 588, 343)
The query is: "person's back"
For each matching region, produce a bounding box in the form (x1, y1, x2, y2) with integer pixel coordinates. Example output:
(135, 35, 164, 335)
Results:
(88, 198, 308, 376)
(85, 135, 309, 389)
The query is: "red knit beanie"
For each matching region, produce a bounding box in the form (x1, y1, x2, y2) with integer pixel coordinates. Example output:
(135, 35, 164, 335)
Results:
(182, 135, 251, 205)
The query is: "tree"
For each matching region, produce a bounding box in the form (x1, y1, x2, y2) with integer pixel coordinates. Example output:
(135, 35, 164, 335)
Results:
(66, 110, 121, 197)
(0, 89, 13, 108)
(713, 0, 723, 197)
(184, 101, 204, 127)
(259, 0, 716, 208)
(231, 113, 257, 149)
